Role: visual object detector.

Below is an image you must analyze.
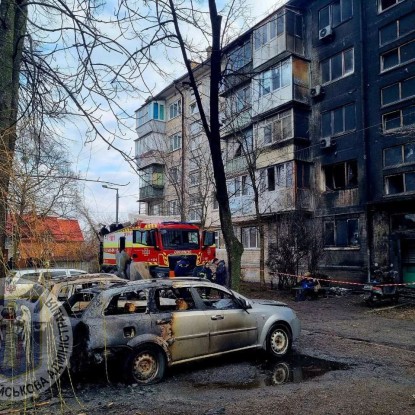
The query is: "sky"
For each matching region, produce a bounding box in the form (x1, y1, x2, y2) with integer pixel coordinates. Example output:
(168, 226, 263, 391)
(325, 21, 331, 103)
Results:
(71, 0, 288, 228)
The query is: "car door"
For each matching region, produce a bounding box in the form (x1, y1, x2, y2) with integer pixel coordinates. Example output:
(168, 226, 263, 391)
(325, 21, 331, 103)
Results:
(195, 286, 258, 354)
(88, 288, 152, 350)
(153, 287, 210, 362)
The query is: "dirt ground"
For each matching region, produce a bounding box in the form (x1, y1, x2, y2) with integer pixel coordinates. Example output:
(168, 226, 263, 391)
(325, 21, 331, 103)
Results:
(1, 284, 414, 415)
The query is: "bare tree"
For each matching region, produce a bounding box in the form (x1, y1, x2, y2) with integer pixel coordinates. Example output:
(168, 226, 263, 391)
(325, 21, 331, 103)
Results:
(123, 0, 253, 288)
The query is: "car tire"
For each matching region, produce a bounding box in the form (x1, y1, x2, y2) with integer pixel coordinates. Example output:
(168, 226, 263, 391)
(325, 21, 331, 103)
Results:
(267, 324, 292, 358)
(125, 345, 166, 385)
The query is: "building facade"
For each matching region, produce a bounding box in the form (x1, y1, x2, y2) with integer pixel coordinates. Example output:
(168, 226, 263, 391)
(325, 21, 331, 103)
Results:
(135, 0, 415, 284)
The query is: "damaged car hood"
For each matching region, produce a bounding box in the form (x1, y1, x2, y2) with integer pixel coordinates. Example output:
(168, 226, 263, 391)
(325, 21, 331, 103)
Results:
(250, 299, 288, 307)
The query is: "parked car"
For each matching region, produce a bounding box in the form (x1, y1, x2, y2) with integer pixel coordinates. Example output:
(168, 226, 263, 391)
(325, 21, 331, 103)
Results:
(71, 278, 301, 384)
(5, 268, 87, 299)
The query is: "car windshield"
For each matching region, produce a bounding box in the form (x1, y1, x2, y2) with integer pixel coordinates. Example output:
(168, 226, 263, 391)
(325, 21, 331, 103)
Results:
(161, 230, 200, 249)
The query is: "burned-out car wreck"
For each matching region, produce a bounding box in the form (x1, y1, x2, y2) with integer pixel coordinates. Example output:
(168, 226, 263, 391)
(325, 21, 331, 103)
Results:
(70, 279, 301, 384)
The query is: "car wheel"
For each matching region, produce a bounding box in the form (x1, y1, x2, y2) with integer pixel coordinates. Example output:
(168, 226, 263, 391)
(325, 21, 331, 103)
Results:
(125, 345, 166, 385)
(271, 362, 291, 385)
(267, 324, 292, 358)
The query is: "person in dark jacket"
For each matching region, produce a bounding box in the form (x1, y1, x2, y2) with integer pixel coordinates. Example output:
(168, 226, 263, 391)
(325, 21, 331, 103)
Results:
(212, 258, 227, 286)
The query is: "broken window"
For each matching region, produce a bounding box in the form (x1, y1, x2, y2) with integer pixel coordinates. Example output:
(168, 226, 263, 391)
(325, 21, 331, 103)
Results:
(297, 162, 311, 188)
(383, 106, 415, 131)
(324, 160, 358, 191)
(384, 142, 415, 167)
(267, 167, 275, 191)
(324, 218, 359, 247)
(384, 172, 415, 194)
(104, 290, 148, 315)
(155, 287, 196, 312)
(391, 213, 415, 231)
(195, 287, 240, 310)
(379, 0, 405, 13)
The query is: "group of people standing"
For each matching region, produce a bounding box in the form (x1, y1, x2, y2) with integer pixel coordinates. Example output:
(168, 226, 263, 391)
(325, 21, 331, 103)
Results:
(193, 258, 228, 286)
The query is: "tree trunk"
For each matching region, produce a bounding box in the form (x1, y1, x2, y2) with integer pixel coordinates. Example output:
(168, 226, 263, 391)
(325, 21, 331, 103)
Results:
(207, 1, 243, 290)
(0, 0, 27, 277)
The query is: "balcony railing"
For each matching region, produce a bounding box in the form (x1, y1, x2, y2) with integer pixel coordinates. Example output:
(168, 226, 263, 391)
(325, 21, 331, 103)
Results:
(225, 156, 250, 175)
(139, 185, 164, 200)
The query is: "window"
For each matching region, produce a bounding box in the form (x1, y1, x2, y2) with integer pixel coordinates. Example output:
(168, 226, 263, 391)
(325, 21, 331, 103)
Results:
(385, 172, 415, 194)
(254, 11, 285, 50)
(381, 40, 415, 71)
(189, 170, 201, 186)
(266, 162, 293, 190)
(321, 103, 356, 137)
(168, 199, 180, 216)
(214, 230, 222, 247)
(212, 192, 219, 210)
(297, 162, 311, 189)
(379, 12, 415, 45)
(169, 166, 181, 183)
(391, 213, 415, 231)
(137, 102, 165, 126)
(133, 230, 154, 246)
(137, 106, 149, 127)
(155, 287, 196, 312)
(263, 110, 293, 145)
(384, 142, 415, 166)
(381, 77, 415, 106)
(259, 60, 291, 97)
(231, 175, 251, 197)
(235, 86, 251, 112)
(319, 0, 353, 30)
(324, 160, 358, 191)
(383, 106, 415, 131)
(104, 290, 148, 315)
(190, 121, 202, 136)
(153, 102, 165, 121)
(324, 218, 359, 247)
(241, 227, 258, 248)
(227, 41, 251, 72)
(195, 287, 240, 310)
(149, 203, 162, 215)
(169, 133, 182, 151)
(189, 195, 202, 221)
(321, 48, 354, 83)
(189, 102, 199, 115)
(169, 100, 182, 119)
(378, 0, 405, 13)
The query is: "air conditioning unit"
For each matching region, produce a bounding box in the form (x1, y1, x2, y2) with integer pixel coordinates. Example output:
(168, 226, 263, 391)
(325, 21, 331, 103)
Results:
(319, 25, 333, 41)
(320, 137, 336, 149)
(310, 85, 325, 98)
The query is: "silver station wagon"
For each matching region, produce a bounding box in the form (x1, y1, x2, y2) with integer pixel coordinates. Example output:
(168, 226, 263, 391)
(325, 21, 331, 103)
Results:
(71, 278, 301, 384)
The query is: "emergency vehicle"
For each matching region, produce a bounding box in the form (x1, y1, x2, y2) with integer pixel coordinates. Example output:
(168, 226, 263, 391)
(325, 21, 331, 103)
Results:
(100, 221, 216, 278)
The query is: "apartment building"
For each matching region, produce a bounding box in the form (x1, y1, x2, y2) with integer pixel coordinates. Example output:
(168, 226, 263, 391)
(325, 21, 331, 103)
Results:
(135, 0, 415, 284)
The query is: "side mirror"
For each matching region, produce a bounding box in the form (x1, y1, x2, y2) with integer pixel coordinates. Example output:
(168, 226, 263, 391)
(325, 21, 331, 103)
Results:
(236, 297, 251, 310)
(132, 254, 138, 259)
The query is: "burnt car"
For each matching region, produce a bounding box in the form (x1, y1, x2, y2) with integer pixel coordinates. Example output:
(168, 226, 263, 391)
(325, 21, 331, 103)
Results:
(72, 278, 301, 384)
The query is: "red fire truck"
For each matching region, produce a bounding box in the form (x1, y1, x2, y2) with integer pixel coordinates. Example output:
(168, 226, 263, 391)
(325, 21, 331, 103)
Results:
(100, 221, 216, 279)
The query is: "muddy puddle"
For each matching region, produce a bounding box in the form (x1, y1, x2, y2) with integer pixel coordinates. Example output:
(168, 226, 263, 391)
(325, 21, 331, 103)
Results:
(190, 355, 350, 389)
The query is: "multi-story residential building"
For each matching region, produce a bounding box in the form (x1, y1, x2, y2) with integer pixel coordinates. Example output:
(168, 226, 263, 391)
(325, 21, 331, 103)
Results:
(135, 0, 415, 285)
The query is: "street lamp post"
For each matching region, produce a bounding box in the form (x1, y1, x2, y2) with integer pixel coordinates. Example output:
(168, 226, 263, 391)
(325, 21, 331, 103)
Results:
(102, 185, 119, 225)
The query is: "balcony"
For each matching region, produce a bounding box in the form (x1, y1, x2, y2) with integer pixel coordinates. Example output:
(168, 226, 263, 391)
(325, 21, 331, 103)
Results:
(323, 188, 359, 208)
(225, 156, 250, 175)
(139, 185, 164, 201)
(136, 150, 165, 170)
(253, 8, 304, 70)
